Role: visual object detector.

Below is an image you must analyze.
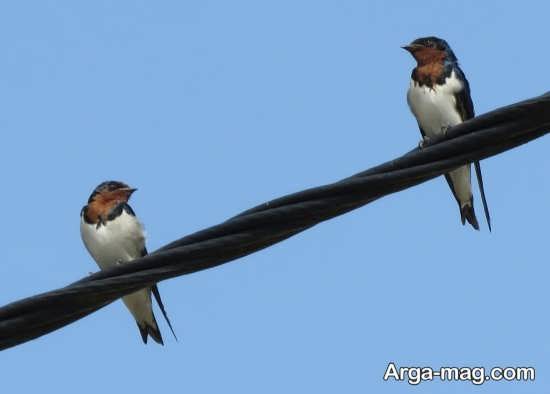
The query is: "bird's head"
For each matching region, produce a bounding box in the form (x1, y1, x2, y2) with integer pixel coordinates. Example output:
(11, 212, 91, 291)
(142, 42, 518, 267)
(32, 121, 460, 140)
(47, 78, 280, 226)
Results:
(402, 36, 457, 66)
(87, 181, 137, 205)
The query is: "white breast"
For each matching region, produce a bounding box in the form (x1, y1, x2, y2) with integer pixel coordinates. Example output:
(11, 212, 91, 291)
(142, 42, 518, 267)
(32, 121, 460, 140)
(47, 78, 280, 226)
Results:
(406, 70, 464, 138)
(80, 210, 146, 270)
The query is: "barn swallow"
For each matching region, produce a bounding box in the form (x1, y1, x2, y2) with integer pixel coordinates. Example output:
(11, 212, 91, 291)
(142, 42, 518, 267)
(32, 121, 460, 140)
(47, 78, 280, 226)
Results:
(403, 36, 491, 230)
(80, 181, 177, 344)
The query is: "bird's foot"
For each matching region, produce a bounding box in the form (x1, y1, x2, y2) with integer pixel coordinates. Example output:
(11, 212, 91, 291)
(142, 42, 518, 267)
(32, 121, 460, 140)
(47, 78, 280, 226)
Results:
(418, 136, 432, 149)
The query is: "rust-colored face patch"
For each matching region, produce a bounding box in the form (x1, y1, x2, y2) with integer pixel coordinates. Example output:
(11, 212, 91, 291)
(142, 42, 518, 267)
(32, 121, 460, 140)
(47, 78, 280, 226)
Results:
(84, 189, 133, 224)
(410, 46, 446, 66)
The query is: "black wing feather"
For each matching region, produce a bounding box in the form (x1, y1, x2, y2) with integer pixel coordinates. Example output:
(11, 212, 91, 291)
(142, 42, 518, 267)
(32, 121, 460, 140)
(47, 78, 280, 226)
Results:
(141, 248, 178, 341)
(453, 66, 475, 120)
(151, 285, 178, 341)
(454, 66, 492, 231)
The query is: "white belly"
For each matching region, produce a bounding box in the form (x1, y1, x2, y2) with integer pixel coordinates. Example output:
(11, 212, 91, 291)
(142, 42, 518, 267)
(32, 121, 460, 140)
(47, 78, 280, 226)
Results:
(406, 71, 472, 205)
(80, 210, 146, 270)
(406, 71, 464, 137)
(80, 209, 156, 328)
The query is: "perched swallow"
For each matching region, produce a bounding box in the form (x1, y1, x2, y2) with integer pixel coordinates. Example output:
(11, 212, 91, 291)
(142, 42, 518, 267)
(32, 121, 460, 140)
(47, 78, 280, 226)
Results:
(80, 181, 176, 344)
(403, 36, 491, 230)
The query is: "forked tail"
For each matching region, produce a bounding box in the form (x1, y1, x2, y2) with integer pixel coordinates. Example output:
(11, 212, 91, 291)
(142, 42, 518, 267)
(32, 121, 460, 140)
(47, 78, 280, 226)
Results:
(137, 316, 164, 345)
(460, 203, 480, 231)
(474, 161, 492, 231)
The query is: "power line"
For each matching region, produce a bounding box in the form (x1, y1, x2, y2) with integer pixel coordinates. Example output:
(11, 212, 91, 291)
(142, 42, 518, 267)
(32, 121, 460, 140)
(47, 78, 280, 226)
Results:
(0, 92, 548, 351)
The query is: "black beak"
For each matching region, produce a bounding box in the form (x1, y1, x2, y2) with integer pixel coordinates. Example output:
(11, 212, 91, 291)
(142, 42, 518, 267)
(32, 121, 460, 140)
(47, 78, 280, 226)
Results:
(401, 44, 422, 53)
(125, 188, 138, 194)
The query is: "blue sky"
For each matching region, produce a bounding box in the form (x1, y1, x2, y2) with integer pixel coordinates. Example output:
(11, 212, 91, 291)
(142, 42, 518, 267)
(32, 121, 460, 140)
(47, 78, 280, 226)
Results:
(0, 1, 548, 393)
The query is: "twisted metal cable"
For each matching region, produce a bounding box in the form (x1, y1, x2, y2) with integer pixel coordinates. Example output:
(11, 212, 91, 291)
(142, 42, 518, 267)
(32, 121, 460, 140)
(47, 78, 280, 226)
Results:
(0, 92, 548, 351)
